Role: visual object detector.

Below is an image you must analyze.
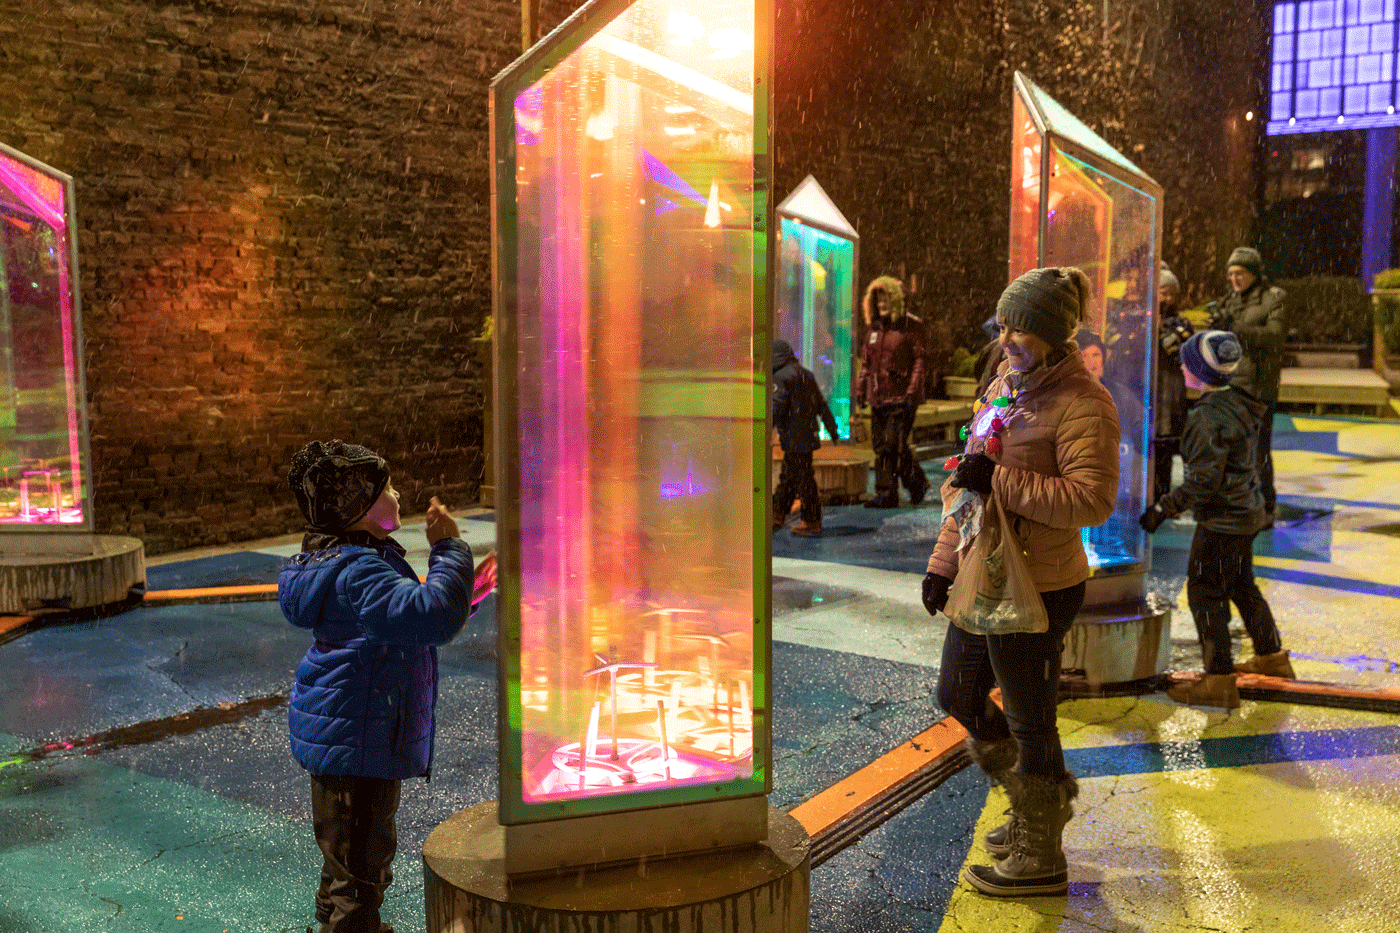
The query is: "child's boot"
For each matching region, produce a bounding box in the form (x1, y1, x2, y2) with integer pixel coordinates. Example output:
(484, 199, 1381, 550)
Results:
(1167, 673, 1240, 708)
(1234, 650, 1295, 679)
(791, 520, 823, 537)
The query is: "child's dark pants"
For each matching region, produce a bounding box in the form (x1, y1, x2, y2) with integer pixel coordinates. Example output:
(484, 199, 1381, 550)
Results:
(774, 450, 821, 523)
(1187, 527, 1281, 674)
(311, 774, 401, 933)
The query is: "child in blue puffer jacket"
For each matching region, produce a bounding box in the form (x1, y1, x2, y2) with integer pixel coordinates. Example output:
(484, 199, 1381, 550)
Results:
(280, 439, 495, 933)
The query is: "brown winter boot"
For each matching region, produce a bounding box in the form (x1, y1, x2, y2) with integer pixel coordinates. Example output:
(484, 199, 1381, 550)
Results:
(791, 520, 823, 537)
(964, 771, 1078, 896)
(965, 737, 1020, 858)
(1234, 650, 1295, 679)
(1167, 673, 1240, 708)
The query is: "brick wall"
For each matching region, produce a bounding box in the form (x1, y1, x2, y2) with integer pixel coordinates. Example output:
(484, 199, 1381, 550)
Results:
(2, 0, 1265, 553)
(1, 0, 521, 553)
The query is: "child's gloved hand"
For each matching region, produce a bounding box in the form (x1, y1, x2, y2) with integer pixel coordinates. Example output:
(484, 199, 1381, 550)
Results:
(472, 551, 498, 606)
(922, 572, 953, 616)
(949, 453, 995, 495)
(1138, 503, 1167, 533)
(425, 496, 460, 545)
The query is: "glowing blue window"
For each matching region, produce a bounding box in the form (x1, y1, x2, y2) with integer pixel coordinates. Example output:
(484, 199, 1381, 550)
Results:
(1269, 0, 1400, 132)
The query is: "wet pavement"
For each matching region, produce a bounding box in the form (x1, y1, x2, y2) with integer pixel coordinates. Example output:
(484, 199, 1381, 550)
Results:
(1, 412, 1398, 932)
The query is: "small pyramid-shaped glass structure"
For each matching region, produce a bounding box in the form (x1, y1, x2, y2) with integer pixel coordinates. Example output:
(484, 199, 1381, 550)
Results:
(1009, 72, 1162, 590)
(0, 142, 91, 533)
(777, 176, 858, 437)
(489, 0, 772, 835)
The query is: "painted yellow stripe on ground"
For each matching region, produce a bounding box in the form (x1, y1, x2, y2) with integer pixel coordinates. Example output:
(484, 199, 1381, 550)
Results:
(940, 698, 1400, 931)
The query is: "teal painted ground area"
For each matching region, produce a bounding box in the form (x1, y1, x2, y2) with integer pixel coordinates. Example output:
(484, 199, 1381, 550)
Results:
(1, 414, 1397, 932)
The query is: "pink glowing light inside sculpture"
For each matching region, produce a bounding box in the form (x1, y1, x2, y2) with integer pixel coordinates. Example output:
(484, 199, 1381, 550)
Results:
(1, 149, 86, 526)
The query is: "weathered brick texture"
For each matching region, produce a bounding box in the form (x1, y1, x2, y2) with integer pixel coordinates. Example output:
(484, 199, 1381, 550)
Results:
(2, 0, 519, 553)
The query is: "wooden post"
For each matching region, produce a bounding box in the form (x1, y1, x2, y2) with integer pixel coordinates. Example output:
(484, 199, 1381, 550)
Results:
(522, 0, 541, 52)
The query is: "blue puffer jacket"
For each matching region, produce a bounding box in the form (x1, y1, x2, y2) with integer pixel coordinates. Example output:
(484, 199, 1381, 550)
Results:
(280, 536, 474, 781)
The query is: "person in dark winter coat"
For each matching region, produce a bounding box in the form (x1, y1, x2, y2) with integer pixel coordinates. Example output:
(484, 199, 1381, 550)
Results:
(1153, 266, 1194, 501)
(280, 439, 496, 933)
(772, 339, 841, 536)
(1208, 246, 1288, 524)
(854, 275, 929, 508)
(1140, 331, 1295, 709)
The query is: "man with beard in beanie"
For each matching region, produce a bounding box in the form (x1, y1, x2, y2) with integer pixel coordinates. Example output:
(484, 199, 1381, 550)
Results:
(854, 275, 929, 508)
(1140, 331, 1295, 710)
(1208, 246, 1288, 526)
(280, 439, 496, 933)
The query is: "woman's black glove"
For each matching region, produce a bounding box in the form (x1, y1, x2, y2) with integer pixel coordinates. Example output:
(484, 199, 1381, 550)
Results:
(949, 452, 995, 495)
(922, 572, 953, 616)
(1138, 503, 1167, 533)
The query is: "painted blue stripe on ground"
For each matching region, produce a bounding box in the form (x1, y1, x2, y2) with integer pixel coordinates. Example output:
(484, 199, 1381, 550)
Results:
(1253, 564, 1400, 599)
(1066, 725, 1400, 777)
(1280, 493, 1400, 513)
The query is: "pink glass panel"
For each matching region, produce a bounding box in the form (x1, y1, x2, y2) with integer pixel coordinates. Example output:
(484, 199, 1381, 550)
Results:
(511, 0, 758, 804)
(1, 149, 85, 527)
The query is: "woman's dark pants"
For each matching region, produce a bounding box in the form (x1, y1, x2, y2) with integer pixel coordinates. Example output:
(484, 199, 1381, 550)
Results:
(937, 582, 1086, 779)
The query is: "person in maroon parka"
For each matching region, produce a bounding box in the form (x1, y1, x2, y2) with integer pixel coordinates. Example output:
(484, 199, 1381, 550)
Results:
(854, 275, 929, 508)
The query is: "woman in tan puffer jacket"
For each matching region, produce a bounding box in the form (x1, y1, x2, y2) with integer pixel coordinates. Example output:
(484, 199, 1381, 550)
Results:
(922, 267, 1119, 899)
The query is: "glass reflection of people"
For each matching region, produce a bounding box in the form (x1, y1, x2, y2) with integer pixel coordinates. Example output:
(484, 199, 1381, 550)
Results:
(1208, 246, 1287, 526)
(1153, 266, 1194, 501)
(922, 267, 1119, 897)
(771, 339, 840, 538)
(854, 275, 928, 508)
(1075, 328, 1141, 565)
(1139, 331, 1296, 709)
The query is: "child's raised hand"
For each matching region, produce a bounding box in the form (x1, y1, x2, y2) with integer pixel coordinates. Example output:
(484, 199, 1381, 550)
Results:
(425, 496, 460, 545)
(472, 550, 498, 606)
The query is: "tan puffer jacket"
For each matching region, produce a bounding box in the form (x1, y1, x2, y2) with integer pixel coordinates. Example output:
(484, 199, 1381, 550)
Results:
(927, 348, 1120, 593)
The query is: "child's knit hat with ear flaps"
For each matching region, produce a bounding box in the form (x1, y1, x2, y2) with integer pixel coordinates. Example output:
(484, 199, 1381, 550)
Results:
(288, 440, 390, 533)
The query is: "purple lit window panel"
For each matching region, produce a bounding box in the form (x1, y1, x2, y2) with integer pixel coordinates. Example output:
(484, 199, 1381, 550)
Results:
(0, 146, 86, 528)
(1270, 0, 1400, 132)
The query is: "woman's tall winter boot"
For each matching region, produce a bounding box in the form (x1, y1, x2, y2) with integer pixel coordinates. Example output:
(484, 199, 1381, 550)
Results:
(964, 771, 1078, 896)
(965, 737, 1019, 858)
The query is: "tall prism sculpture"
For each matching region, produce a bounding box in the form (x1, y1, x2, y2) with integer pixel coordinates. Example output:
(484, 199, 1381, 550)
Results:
(422, 2, 808, 930)
(0, 141, 143, 614)
(1008, 72, 1170, 687)
(777, 175, 858, 439)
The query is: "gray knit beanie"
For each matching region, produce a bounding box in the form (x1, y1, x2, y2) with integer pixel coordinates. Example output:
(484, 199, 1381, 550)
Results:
(1181, 330, 1241, 388)
(1160, 266, 1180, 291)
(288, 440, 390, 533)
(1227, 247, 1263, 278)
(996, 267, 1091, 347)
